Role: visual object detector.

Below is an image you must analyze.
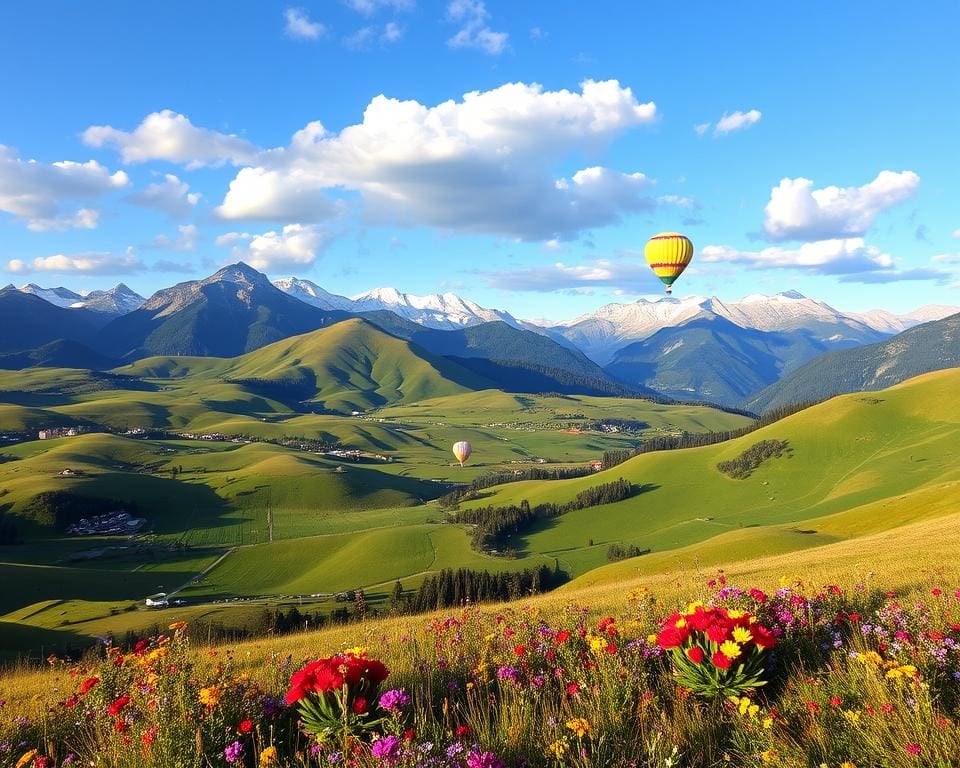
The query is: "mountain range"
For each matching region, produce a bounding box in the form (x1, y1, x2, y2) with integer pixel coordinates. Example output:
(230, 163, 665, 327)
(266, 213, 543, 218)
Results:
(5, 267, 959, 409)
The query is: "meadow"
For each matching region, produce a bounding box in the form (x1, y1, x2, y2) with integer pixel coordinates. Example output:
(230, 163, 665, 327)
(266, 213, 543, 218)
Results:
(1, 505, 959, 767)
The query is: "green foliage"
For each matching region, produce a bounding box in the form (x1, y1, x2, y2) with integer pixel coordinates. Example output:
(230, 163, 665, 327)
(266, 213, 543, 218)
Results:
(717, 439, 790, 479)
(605, 543, 649, 562)
(21, 491, 136, 529)
(411, 565, 565, 611)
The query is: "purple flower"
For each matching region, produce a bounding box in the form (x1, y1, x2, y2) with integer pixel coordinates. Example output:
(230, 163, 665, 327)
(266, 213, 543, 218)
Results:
(224, 741, 244, 764)
(379, 688, 411, 713)
(496, 666, 520, 683)
(466, 750, 506, 768)
(371, 735, 403, 764)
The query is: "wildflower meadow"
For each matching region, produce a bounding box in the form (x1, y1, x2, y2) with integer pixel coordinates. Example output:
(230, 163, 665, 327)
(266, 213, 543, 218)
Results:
(2, 576, 960, 767)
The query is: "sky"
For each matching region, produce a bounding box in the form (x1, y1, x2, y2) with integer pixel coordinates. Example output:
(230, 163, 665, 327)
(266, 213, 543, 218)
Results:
(1, 0, 958, 321)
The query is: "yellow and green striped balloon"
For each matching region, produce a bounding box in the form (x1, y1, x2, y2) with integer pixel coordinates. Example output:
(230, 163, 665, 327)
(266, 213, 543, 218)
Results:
(644, 232, 694, 295)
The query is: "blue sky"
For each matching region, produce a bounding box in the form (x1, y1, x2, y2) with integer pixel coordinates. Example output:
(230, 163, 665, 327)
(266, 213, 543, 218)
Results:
(1, 0, 958, 319)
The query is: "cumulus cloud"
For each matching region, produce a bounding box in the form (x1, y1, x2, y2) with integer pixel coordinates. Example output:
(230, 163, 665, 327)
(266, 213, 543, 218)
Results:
(700, 238, 896, 275)
(7, 249, 143, 275)
(152, 224, 199, 252)
(446, 0, 508, 55)
(284, 7, 327, 40)
(478, 257, 655, 292)
(83, 110, 259, 168)
(0, 145, 128, 231)
(127, 174, 200, 217)
(837, 268, 952, 284)
(215, 223, 337, 271)
(763, 170, 920, 241)
(714, 109, 762, 135)
(215, 79, 657, 239)
(216, 167, 344, 222)
(344, 24, 402, 49)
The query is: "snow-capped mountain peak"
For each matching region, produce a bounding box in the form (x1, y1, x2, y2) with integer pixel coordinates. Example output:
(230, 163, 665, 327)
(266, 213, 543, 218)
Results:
(19, 284, 83, 308)
(275, 279, 524, 331)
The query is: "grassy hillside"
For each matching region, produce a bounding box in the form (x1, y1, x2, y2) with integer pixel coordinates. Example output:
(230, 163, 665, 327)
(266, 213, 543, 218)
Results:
(460, 368, 960, 577)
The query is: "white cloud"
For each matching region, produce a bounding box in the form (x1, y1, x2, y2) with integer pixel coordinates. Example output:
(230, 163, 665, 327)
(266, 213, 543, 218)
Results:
(82, 110, 259, 168)
(343, 0, 414, 14)
(284, 7, 327, 40)
(446, 0, 508, 55)
(127, 174, 200, 217)
(657, 194, 697, 208)
(700, 238, 895, 275)
(478, 258, 654, 292)
(714, 109, 762, 135)
(216, 167, 344, 222)
(152, 224, 199, 252)
(0, 145, 128, 231)
(762, 170, 920, 241)
(344, 26, 376, 49)
(382, 21, 404, 42)
(7, 248, 143, 275)
(216, 79, 657, 239)
(693, 122, 710, 137)
(215, 223, 336, 271)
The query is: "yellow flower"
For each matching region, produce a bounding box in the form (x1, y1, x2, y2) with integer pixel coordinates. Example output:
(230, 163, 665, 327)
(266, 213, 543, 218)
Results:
(588, 635, 605, 652)
(168, 620, 188, 632)
(548, 739, 567, 759)
(675, 617, 687, 628)
(885, 668, 903, 680)
(726, 609, 746, 619)
(146, 647, 169, 664)
(344, 646, 367, 657)
(565, 718, 591, 738)
(198, 685, 222, 708)
(16, 750, 38, 768)
(685, 600, 706, 614)
(719, 640, 742, 660)
(646, 634, 658, 645)
(762, 717, 773, 730)
(760, 749, 778, 764)
(259, 746, 278, 766)
(842, 710, 861, 723)
(731, 626, 753, 644)
(840, 763, 857, 768)
(899, 664, 918, 678)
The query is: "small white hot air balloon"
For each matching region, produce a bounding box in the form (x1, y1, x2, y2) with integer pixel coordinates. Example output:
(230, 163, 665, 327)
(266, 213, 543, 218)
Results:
(452, 440, 473, 467)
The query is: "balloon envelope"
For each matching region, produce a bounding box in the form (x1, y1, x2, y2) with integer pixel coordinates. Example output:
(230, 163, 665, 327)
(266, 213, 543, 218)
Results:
(452, 441, 472, 466)
(644, 232, 694, 294)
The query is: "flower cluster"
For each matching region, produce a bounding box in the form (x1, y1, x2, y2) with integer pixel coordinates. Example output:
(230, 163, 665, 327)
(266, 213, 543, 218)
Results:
(657, 602, 778, 696)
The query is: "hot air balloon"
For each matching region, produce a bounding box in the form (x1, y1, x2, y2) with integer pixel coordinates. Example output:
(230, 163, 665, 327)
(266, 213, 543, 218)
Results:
(452, 441, 472, 467)
(644, 232, 694, 295)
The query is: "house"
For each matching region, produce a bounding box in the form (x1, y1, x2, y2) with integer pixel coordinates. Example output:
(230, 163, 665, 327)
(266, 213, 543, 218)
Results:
(590, 460, 604, 471)
(58, 468, 77, 476)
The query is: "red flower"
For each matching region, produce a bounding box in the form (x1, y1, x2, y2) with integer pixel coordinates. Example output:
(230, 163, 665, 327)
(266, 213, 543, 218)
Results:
(134, 640, 149, 655)
(107, 695, 131, 716)
(513, 644, 527, 657)
(711, 651, 732, 670)
(806, 701, 820, 713)
(352, 696, 368, 715)
(686, 646, 705, 664)
(751, 624, 778, 649)
(657, 623, 690, 649)
(706, 623, 731, 644)
(79, 676, 100, 695)
(142, 727, 157, 747)
(404, 728, 415, 742)
(237, 719, 253, 734)
(114, 717, 129, 733)
(554, 630, 571, 645)
(905, 743, 922, 757)
(34, 757, 53, 768)
(456, 725, 471, 737)
(566, 683, 580, 695)
(65, 696, 79, 709)
(830, 696, 842, 707)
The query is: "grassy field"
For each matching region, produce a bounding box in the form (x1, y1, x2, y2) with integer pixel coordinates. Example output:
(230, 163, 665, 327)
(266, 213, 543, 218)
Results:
(0, 349, 753, 657)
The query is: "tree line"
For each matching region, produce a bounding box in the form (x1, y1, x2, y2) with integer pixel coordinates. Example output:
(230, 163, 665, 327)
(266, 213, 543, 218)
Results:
(411, 565, 566, 612)
(452, 478, 634, 551)
(717, 439, 790, 479)
(606, 542, 650, 562)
